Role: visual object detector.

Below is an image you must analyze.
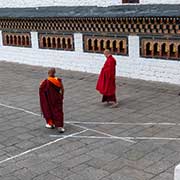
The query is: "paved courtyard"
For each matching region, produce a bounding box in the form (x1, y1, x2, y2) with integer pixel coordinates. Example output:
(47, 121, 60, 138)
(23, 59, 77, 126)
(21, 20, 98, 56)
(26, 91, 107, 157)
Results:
(0, 61, 180, 180)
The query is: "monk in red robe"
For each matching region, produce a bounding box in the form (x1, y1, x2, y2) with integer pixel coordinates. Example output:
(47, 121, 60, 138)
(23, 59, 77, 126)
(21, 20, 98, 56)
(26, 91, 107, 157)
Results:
(39, 68, 65, 133)
(96, 49, 118, 107)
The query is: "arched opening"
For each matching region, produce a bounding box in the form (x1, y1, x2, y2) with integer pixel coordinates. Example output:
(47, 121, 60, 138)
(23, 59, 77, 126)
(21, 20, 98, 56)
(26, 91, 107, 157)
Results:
(146, 42, 152, 56)
(62, 38, 66, 49)
(26, 36, 30, 46)
(47, 37, 51, 48)
(100, 40, 104, 51)
(6, 35, 10, 45)
(22, 36, 25, 46)
(153, 43, 159, 56)
(10, 35, 13, 45)
(43, 37, 46, 47)
(119, 40, 125, 53)
(52, 37, 56, 48)
(14, 36, 17, 45)
(112, 40, 117, 53)
(161, 43, 168, 57)
(88, 39, 93, 51)
(170, 44, 176, 58)
(18, 36, 21, 45)
(57, 38, 61, 48)
(94, 39, 98, 51)
(67, 38, 72, 49)
(106, 40, 111, 50)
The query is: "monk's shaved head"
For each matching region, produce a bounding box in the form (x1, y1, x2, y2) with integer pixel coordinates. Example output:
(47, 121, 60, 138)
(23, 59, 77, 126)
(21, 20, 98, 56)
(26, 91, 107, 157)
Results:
(48, 68, 56, 77)
(104, 49, 111, 57)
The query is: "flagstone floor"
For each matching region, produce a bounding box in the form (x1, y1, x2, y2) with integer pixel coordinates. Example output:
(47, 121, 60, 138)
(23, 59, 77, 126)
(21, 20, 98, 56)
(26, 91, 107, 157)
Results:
(0, 61, 180, 180)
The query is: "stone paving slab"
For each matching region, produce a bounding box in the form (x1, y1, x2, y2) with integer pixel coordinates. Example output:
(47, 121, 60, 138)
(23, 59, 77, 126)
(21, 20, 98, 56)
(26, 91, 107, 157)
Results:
(0, 61, 180, 180)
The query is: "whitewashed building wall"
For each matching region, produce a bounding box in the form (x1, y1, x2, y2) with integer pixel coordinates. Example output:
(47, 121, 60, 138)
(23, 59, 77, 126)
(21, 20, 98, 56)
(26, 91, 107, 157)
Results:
(0, 0, 178, 8)
(0, 1, 180, 84)
(0, 31, 180, 85)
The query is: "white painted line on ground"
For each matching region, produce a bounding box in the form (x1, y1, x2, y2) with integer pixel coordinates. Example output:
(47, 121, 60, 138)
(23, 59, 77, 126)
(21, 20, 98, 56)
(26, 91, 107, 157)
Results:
(127, 137, 180, 141)
(66, 121, 178, 126)
(0, 103, 40, 117)
(49, 135, 180, 141)
(0, 103, 179, 126)
(2, 102, 180, 143)
(71, 123, 136, 143)
(0, 102, 135, 143)
(0, 129, 87, 165)
(82, 136, 180, 141)
(50, 135, 132, 140)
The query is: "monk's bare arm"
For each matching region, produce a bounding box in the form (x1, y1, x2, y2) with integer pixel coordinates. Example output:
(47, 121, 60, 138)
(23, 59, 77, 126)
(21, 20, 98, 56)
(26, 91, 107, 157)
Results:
(39, 79, 46, 90)
(61, 82, 64, 97)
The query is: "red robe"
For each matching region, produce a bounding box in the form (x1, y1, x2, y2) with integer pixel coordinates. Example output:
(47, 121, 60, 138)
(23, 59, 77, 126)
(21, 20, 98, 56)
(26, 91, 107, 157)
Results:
(96, 55, 116, 96)
(39, 78, 64, 127)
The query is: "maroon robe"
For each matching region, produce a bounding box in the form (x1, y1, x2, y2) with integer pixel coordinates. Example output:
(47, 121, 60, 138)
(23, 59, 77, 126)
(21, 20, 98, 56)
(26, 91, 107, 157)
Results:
(96, 55, 116, 102)
(39, 78, 64, 127)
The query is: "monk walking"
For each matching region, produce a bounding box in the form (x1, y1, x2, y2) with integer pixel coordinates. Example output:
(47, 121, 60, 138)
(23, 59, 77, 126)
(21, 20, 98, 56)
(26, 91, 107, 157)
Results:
(96, 49, 118, 107)
(39, 68, 65, 133)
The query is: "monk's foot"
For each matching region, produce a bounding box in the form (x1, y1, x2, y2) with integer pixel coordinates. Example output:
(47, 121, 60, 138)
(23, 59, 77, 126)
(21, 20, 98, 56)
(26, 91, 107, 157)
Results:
(110, 102, 119, 108)
(57, 127, 65, 133)
(102, 102, 111, 106)
(45, 124, 55, 129)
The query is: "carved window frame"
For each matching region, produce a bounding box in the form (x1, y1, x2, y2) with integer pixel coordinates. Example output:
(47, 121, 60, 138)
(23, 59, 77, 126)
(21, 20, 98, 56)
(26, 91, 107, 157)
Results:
(140, 36, 180, 61)
(83, 34, 128, 56)
(38, 33, 74, 51)
(2, 31, 31, 48)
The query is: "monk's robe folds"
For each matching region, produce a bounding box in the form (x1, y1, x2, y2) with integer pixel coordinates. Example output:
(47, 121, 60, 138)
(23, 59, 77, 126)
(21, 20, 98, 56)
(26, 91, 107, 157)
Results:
(96, 55, 116, 96)
(39, 78, 64, 127)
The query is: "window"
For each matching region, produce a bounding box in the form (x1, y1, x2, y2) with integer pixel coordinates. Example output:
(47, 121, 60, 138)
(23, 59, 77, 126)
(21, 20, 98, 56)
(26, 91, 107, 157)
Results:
(43, 37, 46, 47)
(57, 38, 61, 48)
(2, 32, 31, 47)
(39, 33, 74, 51)
(141, 37, 180, 61)
(84, 34, 128, 56)
(153, 43, 159, 56)
(52, 37, 56, 48)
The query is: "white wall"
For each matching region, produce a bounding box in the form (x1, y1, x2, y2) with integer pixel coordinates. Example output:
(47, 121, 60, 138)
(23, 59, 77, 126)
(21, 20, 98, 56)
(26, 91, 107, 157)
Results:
(0, 0, 178, 8)
(1, 31, 180, 85)
(141, 0, 179, 4)
(175, 164, 180, 180)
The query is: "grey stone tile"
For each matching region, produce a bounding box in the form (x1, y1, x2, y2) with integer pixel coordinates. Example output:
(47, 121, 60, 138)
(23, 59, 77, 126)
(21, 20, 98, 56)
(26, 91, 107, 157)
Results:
(0, 164, 21, 176)
(12, 167, 38, 180)
(32, 172, 62, 180)
(75, 167, 109, 180)
(70, 163, 89, 172)
(150, 172, 173, 180)
(101, 158, 126, 173)
(60, 154, 92, 168)
(87, 149, 118, 161)
(0, 176, 20, 180)
(144, 159, 174, 175)
(49, 166, 74, 179)
(64, 173, 86, 180)
(108, 166, 154, 180)
(29, 161, 59, 175)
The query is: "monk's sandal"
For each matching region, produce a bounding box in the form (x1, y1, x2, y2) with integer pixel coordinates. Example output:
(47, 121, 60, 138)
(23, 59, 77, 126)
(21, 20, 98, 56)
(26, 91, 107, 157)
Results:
(45, 124, 55, 129)
(57, 127, 65, 133)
